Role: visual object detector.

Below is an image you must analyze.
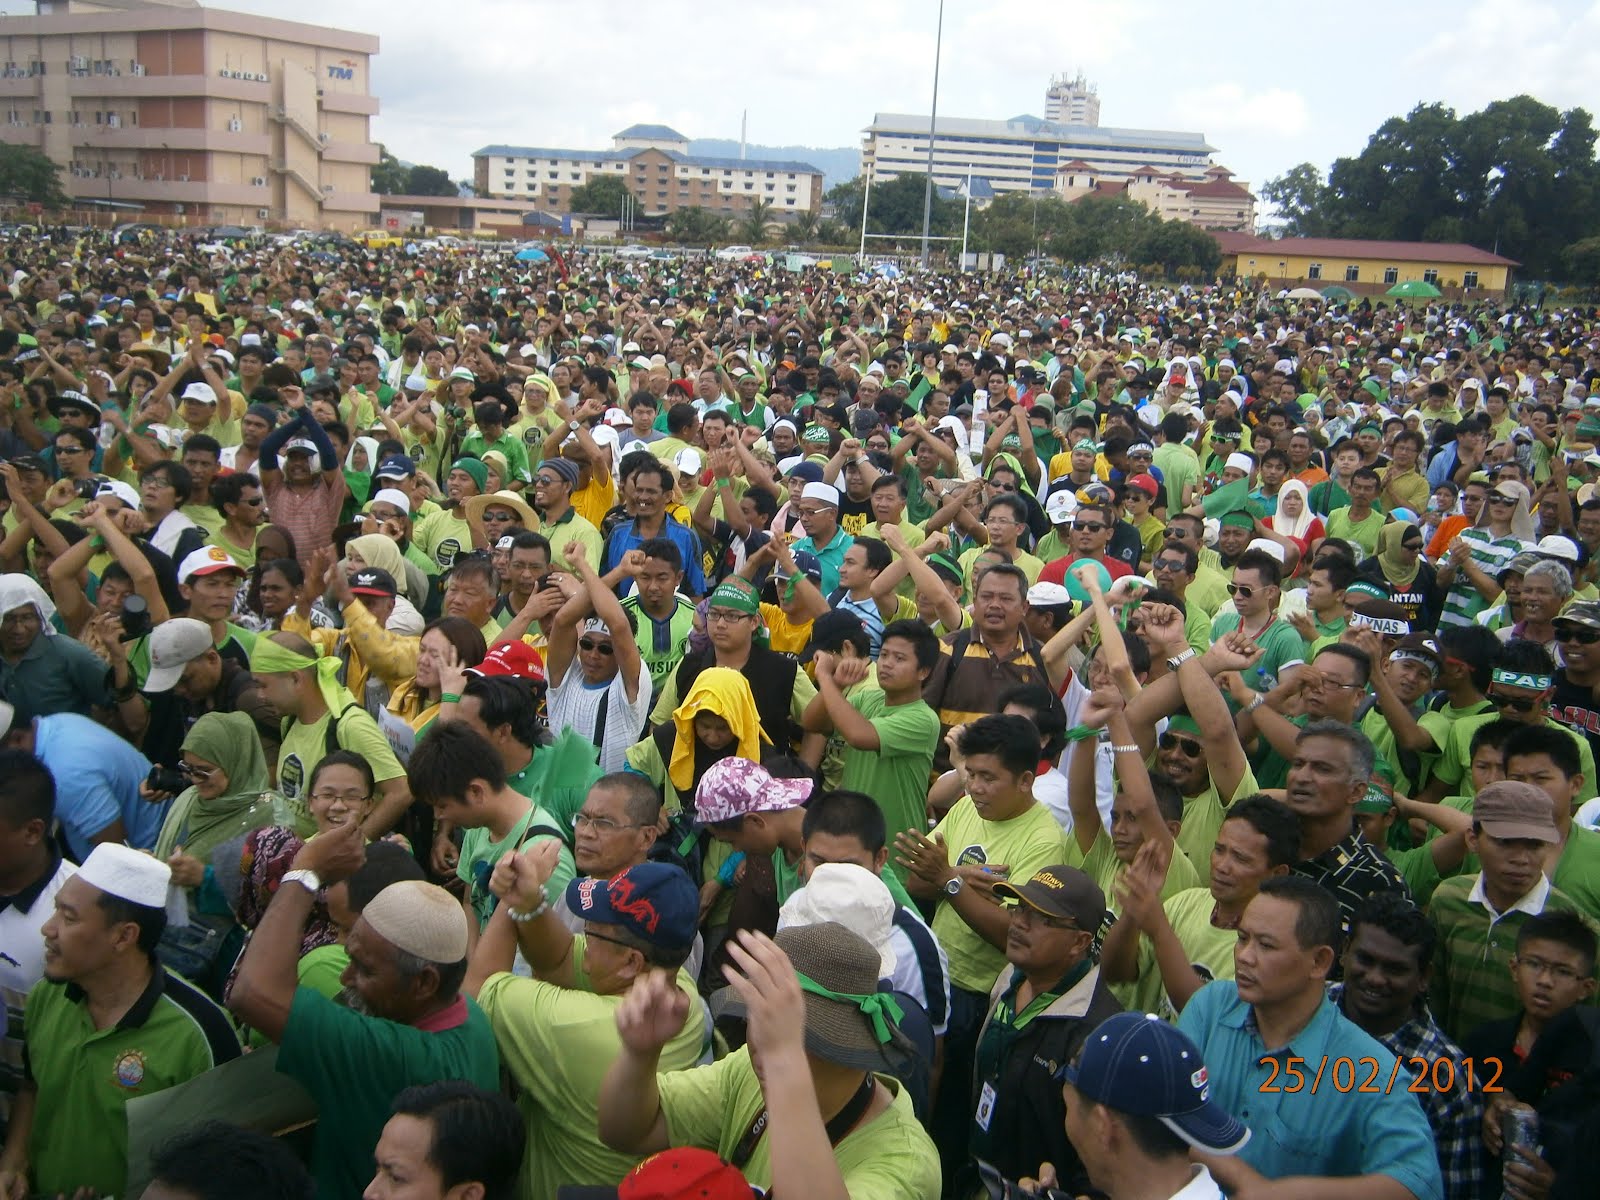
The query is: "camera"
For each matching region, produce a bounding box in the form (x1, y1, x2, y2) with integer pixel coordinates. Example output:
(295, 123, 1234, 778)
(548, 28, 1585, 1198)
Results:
(445, 405, 466, 420)
(146, 762, 191, 795)
(118, 594, 152, 643)
(74, 476, 100, 501)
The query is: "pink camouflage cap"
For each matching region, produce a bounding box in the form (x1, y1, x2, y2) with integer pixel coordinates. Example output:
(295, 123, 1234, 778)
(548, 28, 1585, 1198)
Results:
(694, 757, 814, 825)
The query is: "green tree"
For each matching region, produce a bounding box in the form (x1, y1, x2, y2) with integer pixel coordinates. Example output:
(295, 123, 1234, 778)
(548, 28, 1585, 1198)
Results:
(1132, 218, 1222, 277)
(739, 197, 778, 245)
(403, 165, 457, 197)
(790, 209, 821, 244)
(1261, 162, 1330, 236)
(825, 173, 958, 240)
(1562, 236, 1600, 285)
(664, 207, 730, 245)
(567, 174, 632, 218)
(0, 144, 66, 207)
(968, 192, 1076, 258)
(1048, 194, 1154, 263)
(371, 145, 407, 195)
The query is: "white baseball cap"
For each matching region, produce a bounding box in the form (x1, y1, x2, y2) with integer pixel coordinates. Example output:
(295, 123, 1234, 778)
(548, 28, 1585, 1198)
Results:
(142, 617, 215, 692)
(178, 545, 243, 584)
(1044, 489, 1078, 524)
(674, 448, 704, 476)
(180, 382, 217, 406)
(94, 478, 141, 509)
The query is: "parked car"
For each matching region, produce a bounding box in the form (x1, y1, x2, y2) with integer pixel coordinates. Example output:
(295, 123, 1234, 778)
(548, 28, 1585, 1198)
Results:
(615, 244, 653, 260)
(714, 244, 754, 261)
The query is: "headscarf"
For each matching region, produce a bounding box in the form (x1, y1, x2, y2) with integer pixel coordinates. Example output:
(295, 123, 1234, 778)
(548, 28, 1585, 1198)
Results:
(1473, 478, 1536, 541)
(985, 450, 1037, 497)
(347, 533, 409, 591)
(344, 435, 379, 507)
(1271, 479, 1315, 539)
(155, 712, 277, 863)
(667, 666, 768, 793)
(0, 574, 56, 637)
(249, 636, 354, 724)
(1376, 522, 1423, 589)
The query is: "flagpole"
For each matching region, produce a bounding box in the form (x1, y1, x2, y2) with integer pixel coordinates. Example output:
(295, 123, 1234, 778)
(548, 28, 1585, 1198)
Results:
(961, 165, 972, 267)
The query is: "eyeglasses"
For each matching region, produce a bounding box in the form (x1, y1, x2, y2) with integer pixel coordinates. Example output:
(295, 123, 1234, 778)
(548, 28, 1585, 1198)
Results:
(584, 927, 637, 952)
(483, 510, 517, 522)
(1516, 954, 1585, 983)
(241, 495, 266, 506)
(1158, 732, 1204, 758)
(1225, 583, 1254, 598)
(1489, 691, 1540, 712)
(1401, 541, 1424, 552)
(1488, 495, 1516, 506)
(310, 789, 371, 805)
(706, 609, 751, 625)
(1556, 626, 1600, 645)
(1312, 678, 1365, 693)
(1072, 521, 1107, 533)
(1153, 558, 1189, 572)
(578, 638, 615, 654)
(796, 506, 832, 518)
(570, 811, 644, 834)
(1006, 903, 1079, 931)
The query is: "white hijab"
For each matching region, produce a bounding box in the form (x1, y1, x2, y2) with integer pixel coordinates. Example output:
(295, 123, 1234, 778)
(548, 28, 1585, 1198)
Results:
(0, 574, 57, 636)
(1272, 479, 1315, 539)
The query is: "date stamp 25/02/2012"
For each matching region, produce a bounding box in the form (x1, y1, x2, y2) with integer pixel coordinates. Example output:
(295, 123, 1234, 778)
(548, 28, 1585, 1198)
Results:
(1257, 1055, 1503, 1095)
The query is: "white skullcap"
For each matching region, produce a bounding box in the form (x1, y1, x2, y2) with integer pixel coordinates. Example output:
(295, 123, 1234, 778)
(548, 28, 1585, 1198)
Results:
(362, 880, 469, 963)
(1246, 537, 1286, 563)
(777, 863, 896, 977)
(800, 482, 840, 508)
(78, 843, 187, 926)
(1225, 452, 1255, 474)
(372, 487, 412, 515)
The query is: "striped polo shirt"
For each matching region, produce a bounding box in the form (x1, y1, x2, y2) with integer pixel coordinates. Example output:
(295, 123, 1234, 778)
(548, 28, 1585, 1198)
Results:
(1438, 528, 1533, 628)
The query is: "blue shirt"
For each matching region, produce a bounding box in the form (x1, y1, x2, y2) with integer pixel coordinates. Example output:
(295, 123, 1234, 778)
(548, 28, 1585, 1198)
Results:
(602, 515, 706, 598)
(791, 527, 854, 595)
(1177, 982, 1442, 1200)
(1426, 444, 1462, 489)
(33, 714, 162, 861)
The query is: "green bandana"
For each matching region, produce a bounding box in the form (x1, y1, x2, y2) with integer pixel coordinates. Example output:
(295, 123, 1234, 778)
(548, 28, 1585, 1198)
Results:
(250, 637, 353, 718)
(708, 578, 761, 616)
(795, 972, 905, 1045)
(1355, 783, 1395, 815)
(1491, 669, 1552, 691)
(802, 425, 831, 446)
(1360, 378, 1386, 400)
(1219, 510, 1255, 530)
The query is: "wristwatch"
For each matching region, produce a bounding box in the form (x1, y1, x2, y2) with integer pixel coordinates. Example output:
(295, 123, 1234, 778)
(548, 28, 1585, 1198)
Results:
(1166, 648, 1198, 672)
(282, 868, 322, 895)
(943, 874, 965, 897)
(567, 419, 579, 432)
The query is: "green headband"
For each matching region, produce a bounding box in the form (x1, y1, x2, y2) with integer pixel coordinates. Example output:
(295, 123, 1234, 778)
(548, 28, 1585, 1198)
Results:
(708, 579, 761, 616)
(1355, 784, 1395, 815)
(795, 972, 905, 1045)
(1219, 511, 1255, 530)
(1492, 669, 1552, 691)
(249, 638, 319, 674)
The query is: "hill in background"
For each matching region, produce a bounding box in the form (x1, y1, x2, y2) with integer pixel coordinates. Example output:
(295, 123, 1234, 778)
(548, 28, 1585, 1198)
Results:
(689, 139, 859, 192)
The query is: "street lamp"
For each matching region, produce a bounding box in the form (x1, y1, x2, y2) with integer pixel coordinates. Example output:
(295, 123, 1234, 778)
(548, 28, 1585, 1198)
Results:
(918, 0, 945, 267)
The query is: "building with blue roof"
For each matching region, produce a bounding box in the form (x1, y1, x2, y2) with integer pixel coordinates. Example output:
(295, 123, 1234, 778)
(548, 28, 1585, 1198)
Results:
(471, 126, 824, 219)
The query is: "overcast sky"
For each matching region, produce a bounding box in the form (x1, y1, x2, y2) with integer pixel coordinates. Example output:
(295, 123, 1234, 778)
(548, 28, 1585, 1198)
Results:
(13, 0, 1600, 194)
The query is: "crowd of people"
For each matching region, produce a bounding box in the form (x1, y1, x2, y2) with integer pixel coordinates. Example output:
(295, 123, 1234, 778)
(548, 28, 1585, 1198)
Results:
(0, 222, 1597, 1200)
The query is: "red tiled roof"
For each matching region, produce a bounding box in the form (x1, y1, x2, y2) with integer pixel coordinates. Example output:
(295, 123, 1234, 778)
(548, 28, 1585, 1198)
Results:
(1209, 232, 1519, 267)
(1057, 159, 1095, 172)
(1185, 179, 1253, 199)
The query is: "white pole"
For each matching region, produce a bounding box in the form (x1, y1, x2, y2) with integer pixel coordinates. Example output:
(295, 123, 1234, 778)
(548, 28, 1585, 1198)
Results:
(961, 165, 971, 268)
(858, 168, 872, 259)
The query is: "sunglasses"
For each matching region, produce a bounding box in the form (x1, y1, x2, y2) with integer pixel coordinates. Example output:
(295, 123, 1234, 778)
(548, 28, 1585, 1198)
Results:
(578, 638, 615, 655)
(1225, 583, 1254, 598)
(1073, 521, 1107, 533)
(1490, 691, 1540, 712)
(1488, 495, 1516, 505)
(1158, 732, 1204, 758)
(1153, 558, 1189, 572)
(1556, 626, 1600, 645)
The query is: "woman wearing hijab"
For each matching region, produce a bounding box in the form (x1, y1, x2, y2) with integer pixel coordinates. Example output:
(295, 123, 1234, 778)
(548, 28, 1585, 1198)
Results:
(1358, 523, 1441, 629)
(345, 532, 428, 624)
(1256, 479, 1326, 573)
(156, 711, 280, 991)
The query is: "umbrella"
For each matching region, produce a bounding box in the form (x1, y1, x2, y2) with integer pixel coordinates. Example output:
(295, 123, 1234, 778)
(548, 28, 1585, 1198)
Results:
(514, 246, 548, 263)
(1387, 279, 1441, 299)
(1318, 285, 1354, 300)
(1286, 287, 1323, 300)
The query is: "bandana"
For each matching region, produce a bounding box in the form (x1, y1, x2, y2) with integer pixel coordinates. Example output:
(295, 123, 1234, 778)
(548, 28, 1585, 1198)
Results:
(1390, 650, 1440, 676)
(795, 972, 905, 1044)
(1073, 439, 1098, 452)
(1355, 783, 1395, 815)
(249, 638, 351, 719)
(1491, 669, 1553, 691)
(1349, 614, 1410, 636)
(707, 578, 761, 616)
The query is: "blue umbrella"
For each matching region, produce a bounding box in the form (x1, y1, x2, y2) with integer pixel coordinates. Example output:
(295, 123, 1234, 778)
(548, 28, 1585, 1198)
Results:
(514, 246, 548, 262)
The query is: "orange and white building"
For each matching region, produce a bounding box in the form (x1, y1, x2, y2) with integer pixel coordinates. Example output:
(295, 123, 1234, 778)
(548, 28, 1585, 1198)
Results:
(1055, 161, 1256, 232)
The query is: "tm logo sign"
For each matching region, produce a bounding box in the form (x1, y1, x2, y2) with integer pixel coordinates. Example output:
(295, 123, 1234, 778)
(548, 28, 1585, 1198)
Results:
(326, 58, 356, 80)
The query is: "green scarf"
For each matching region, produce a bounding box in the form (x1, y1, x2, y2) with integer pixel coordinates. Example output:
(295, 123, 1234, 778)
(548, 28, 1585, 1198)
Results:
(155, 712, 277, 862)
(1376, 522, 1422, 589)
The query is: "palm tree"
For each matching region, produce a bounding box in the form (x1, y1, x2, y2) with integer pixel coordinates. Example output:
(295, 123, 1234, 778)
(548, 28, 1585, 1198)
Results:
(738, 198, 777, 246)
(790, 209, 821, 245)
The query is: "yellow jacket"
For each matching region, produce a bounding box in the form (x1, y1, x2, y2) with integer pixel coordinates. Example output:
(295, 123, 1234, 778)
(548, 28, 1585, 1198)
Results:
(281, 600, 419, 704)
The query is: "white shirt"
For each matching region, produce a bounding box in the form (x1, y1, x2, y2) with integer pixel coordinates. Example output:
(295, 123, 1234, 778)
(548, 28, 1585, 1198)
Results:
(547, 663, 653, 775)
(1168, 1165, 1225, 1200)
(0, 858, 77, 1114)
(1468, 870, 1552, 920)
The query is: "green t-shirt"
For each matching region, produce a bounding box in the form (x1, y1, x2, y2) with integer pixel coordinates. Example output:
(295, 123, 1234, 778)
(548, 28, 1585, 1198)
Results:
(1173, 763, 1260, 887)
(277, 987, 501, 1200)
(1135, 886, 1239, 1022)
(1434, 714, 1598, 808)
(478, 953, 708, 1200)
(1555, 822, 1600, 916)
(23, 970, 240, 1197)
(415, 509, 473, 572)
(297, 943, 349, 999)
(277, 703, 406, 836)
(656, 1047, 939, 1199)
(1324, 506, 1386, 560)
(456, 804, 575, 928)
(929, 798, 1072, 993)
(181, 502, 226, 539)
(1207, 613, 1306, 692)
(1074, 830, 1201, 1012)
(838, 689, 940, 879)
(1151, 442, 1199, 512)
(1359, 704, 1449, 798)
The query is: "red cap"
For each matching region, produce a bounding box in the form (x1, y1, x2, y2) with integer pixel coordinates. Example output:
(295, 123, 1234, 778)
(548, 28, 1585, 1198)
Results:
(1127, 472, 1160, 498)
(621, 1149, 753, 1200)
(468, 639, 545, 683)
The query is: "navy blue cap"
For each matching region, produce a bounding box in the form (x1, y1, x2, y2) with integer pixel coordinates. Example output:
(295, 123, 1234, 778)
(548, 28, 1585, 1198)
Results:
(786, 461, 824, 485)
(375, 454, 416, 480)
(1063, 1013, 1250, 1154)
(775, 548, 822, 583)
(565, 863, 698, 952)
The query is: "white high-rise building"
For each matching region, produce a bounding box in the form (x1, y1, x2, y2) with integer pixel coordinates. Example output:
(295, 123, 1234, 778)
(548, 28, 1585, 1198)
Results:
(1045, 73, 1099, 127)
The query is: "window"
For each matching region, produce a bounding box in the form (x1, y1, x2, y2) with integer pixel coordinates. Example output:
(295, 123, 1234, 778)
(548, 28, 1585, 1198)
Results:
(1306, 263, 1322, 280)
(1463, 271, 1479, 289)
(1422, 269, 1438, 284)
(1382, 267, 1398, 285)
(1344, 265, 1360, 282)
(744, 182, 753, 190)
(765, 183, 774, 191)
(571, 172, 580, 180)
(548, 171, 558, 179)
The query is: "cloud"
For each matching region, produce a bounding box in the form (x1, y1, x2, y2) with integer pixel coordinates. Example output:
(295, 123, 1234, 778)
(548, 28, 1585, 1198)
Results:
(1167, 83, 1310, 142)
(1403, 0, 1600, 114)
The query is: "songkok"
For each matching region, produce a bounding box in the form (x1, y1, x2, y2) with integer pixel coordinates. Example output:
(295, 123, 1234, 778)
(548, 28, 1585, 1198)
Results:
(362, 880, 469, 963)
(78, 843, 172, 909)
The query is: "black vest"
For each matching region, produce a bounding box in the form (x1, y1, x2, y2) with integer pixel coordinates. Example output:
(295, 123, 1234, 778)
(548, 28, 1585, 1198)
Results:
(673, 644, 800, 753)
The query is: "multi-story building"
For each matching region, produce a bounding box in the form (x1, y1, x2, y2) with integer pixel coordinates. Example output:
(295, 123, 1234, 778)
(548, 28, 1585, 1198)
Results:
(862, 78, 1216, 200)
(471, 125, 823, 218)
(1056, 162, 1256, 232)
(0, 0, 379, 230)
